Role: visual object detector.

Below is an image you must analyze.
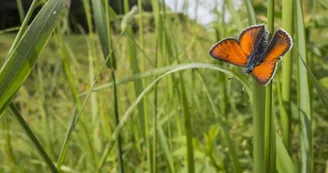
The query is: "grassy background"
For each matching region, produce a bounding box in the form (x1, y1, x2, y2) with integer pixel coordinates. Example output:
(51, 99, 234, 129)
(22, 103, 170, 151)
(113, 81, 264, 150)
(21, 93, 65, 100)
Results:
(1, 0, 328, 172)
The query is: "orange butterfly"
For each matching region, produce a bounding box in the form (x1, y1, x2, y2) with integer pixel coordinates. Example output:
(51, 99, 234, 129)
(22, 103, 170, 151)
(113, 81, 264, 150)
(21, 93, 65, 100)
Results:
(209, 24, 293, 85)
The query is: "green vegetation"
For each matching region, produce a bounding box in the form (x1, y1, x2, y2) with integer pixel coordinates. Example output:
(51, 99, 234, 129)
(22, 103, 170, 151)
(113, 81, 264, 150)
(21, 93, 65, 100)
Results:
(0, 0, 328, 172)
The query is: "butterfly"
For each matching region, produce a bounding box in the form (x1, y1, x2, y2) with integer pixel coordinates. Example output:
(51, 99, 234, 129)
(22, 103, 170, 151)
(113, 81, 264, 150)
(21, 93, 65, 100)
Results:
(208, 24, 293, 85)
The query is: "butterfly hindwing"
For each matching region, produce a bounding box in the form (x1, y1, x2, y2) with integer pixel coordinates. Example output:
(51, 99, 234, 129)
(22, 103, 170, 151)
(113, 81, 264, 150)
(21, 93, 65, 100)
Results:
(209, 38, 248, 67)
(238, 24, 266, 56)
(251, 28, 293, 85)
(251, 58, 281, 85)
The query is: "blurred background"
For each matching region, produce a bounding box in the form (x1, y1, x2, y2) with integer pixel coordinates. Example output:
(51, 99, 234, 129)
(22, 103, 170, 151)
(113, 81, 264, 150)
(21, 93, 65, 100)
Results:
(0, 0, 328, 172)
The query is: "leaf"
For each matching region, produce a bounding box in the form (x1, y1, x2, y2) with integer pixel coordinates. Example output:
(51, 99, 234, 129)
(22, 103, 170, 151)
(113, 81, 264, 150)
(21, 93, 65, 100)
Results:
(0, 0, 65, 116)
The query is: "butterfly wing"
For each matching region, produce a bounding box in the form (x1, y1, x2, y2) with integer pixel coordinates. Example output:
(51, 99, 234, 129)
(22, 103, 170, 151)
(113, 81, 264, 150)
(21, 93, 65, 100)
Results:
(238, 24, 266, 56)
(252, 29, 293, 85)
(209, 38, 248, 67)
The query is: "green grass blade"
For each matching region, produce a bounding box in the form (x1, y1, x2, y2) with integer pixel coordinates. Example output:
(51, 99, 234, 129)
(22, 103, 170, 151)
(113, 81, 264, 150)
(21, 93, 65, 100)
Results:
(246, 1, 265, 173)
(276, 134, 296, 173)
(9, 103, 59, 173)
(0, 0, 65, 116)
(265, 0, 276, 172)
(281, 0, 294, 150)
(91, 0, 113, 68)
(299, 56, 328, 113)
(295, 1, 313, 172)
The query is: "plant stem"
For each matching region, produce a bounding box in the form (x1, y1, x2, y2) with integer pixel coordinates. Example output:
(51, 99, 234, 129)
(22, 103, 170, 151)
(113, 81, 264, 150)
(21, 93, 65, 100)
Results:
(9, 103, 59, 173)
(111, 70, 125, 173)
(281, 0, 294, 151)
(265, 0, 276, 172)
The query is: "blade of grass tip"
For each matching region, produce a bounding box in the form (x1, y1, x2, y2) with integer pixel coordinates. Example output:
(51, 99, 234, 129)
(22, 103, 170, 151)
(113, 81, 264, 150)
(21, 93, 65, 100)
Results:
(246, 1, 265, 173)
(265, 0, 276, 172)
(295, 1, 312, 173)
(96, 63, 250, 172)
(0, 0, 65, 116)
(8, 103, 59, 173)
(281, 0, 294, 151)
(276, 134, 296, 173)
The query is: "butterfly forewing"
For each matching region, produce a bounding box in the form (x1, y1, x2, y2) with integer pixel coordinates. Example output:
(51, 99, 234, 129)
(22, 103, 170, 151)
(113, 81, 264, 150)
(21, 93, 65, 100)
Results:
(260, 29, 293, 62)
(251, 29, 293, 85)
(209, 38, 248, 67)
(238, 24, 266, 56)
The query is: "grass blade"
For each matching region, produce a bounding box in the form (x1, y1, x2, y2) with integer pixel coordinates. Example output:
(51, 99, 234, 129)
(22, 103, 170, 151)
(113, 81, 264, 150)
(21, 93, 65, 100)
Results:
(295, 1, 313, 172)
(246, 1, 265, 173)
(0, 0, 65, 116)
(265, 0, 276, 172)
(9, 103, 59, 173)
(281, 0, 294, 150)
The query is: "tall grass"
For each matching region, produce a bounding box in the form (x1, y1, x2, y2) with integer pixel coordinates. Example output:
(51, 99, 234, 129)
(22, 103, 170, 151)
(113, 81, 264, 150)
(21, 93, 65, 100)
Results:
(1, 0, 326, 172)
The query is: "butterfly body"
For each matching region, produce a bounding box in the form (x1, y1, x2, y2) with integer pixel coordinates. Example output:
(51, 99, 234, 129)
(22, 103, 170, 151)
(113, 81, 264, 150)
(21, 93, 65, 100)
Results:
(209, 24, 292, 85)
(245, 30, 269, 74)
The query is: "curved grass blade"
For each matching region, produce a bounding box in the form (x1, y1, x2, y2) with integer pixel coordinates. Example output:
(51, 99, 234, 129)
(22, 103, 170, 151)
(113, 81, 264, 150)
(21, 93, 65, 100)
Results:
(0, 0, 65, 116)
(96, 63, 250, 172)
(79, 63, 251, 95)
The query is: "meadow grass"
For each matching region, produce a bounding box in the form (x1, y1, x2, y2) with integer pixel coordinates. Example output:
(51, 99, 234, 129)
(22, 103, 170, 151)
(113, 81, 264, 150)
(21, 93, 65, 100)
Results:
(0, 0, 328, 173)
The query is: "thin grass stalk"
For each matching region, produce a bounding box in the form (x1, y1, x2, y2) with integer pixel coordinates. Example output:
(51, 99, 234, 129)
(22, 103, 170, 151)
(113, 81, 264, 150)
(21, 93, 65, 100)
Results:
(179, 74, 195, 173)
(111, 70, 124, 173)
(246, 1, 265, 173)
(8, 103, 59, 173)
(37, 66, 54, 159)
(123, 1, 149, 172)
(137, 0, 153, 171)
(281, 0, 294, 151)
(295, 0, 312, 172)
(264, 0, 276, 172)
(214, 0, 228, 116)
(8, 0, 38, 54)
(16, 0, 25, 23)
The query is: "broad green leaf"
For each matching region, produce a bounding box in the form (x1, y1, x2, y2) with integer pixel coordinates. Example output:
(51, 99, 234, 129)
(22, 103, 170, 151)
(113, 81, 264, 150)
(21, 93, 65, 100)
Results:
(0, 0, 65, 116)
